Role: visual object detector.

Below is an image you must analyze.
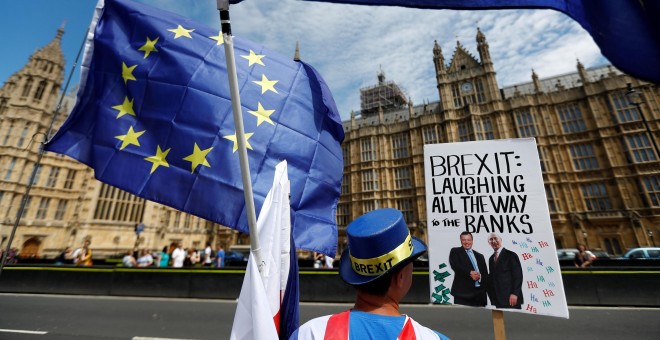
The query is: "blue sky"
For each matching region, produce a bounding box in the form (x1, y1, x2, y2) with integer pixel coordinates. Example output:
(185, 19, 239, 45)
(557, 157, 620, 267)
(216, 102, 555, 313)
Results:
(0, 0, 607, 120)
(0, 1, 96, 88)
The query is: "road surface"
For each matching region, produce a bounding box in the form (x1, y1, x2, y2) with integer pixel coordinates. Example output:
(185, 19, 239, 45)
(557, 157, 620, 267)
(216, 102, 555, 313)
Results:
(0, 293, 658, 339)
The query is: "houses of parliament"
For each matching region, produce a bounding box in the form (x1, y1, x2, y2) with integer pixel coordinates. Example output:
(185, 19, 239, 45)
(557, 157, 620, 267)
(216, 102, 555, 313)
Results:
(1, 27, 658, 259)
(339, 28, 658, 256)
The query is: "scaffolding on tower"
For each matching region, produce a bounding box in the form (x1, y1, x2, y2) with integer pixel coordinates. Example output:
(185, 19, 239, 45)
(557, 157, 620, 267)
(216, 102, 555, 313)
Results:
(359, 68, 407, 117)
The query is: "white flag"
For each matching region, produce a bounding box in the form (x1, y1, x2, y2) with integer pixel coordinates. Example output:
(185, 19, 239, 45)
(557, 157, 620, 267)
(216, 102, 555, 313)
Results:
(230, 160, 293, 340)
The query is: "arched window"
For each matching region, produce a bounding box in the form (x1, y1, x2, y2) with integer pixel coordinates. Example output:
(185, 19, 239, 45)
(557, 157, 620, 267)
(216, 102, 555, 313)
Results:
(50, 86, 58, 100)
(22, 78, 33, 97)
(5, 158, 16, 180)
(17, 126, 28, 147)
(34, 80, 47, 101)
(3, 124, 13, 145)
(603, 237, 623, 255)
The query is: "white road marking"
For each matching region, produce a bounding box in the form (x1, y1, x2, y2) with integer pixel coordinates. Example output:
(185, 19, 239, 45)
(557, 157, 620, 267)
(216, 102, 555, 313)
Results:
(0, 328, 48, 335)
(132, 337, 200, 340)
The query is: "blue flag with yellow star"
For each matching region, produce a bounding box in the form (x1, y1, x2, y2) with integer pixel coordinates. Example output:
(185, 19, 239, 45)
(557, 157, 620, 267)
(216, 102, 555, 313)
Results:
(45, 0, 345, 256)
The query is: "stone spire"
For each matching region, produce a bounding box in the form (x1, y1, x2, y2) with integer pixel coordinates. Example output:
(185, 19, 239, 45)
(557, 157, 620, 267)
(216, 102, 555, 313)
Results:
(476, 27, 493, 71)
(532, 69, 542, 93)
(350, 110, 357, 129)
(577, 59, 589, 84)
(476, 26, 486, 44)
(33, 25, 66, 69)
(433, 40, 445, 75)
(433, 39, 451, 112)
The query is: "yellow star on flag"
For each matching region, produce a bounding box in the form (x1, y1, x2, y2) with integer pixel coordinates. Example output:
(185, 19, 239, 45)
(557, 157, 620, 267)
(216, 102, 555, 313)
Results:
(241, 50, 265, 66)
(122, 62, 137, 84)
(223, 132, 254, 153)
(138, 36, 159, 58)
(209, 31, 224, 45)
(112, 96, 135, 118)
(183, 143, 213, 173)
(115, 126, 145, 150)
(253, 74, 278, 94)
(168, 25, 194, 39)
(248, 102, 275, 126)
(144, 145, 171, 174)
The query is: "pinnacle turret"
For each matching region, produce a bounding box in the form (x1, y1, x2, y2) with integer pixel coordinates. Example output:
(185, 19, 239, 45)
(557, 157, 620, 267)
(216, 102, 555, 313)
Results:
(32, 27, 66, 69)
(577, 59, 589, 84)
(476, 27, 486, 44)
(532, 69, 542, 93)
(476, 27, 492, 67)
(433, 40, 446, 75)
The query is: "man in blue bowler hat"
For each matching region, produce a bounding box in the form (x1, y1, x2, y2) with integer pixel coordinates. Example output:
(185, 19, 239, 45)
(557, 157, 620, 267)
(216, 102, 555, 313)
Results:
(291, 208, 450, 340)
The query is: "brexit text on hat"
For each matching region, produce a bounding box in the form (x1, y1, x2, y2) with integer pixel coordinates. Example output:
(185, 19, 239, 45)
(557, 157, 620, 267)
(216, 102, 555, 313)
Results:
(350, 234, 414, 276)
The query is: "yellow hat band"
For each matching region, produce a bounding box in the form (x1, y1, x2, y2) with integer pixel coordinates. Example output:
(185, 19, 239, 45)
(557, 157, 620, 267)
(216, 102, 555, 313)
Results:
(349, 233, 413, 276)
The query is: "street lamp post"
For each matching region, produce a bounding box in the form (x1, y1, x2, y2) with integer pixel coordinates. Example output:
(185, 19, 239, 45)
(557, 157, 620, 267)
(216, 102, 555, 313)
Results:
(626, 83, 660, 158)
(649, 230, 656, 247)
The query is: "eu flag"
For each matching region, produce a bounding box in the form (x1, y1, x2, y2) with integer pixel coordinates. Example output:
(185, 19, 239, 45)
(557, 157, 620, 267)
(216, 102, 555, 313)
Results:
(304, 0, 660, 84)
(45, 0, 344, 256)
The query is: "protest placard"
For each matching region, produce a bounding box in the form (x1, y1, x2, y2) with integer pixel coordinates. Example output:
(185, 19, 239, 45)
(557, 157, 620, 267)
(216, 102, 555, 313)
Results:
(425, 139, 568, 318)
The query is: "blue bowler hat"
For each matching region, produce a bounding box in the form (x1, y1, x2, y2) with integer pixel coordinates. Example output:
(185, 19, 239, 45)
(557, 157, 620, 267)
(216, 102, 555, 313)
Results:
(339, 208, 427, 286)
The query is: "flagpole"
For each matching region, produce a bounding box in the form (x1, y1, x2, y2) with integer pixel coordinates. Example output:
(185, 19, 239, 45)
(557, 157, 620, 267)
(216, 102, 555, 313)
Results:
(0, 27, 89, 278)
(216, 0, 265, 275)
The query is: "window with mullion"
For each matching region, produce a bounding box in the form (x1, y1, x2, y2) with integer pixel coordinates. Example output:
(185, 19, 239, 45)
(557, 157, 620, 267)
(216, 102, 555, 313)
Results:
(422, 126, 438, 144)
(625, 133, 657, 163)
(395, 167, 412, 189)
(558, 104, 587, 133)
(361, 169, 379, 192)
(581, 183, 612, 211)
(458, 120, 472, 142)
(515, 110, 537, 137)
(641, 176, 660, 207)
(391, 133, 410, 159)
(569, 143, 599, 171)
(360, 138, 377, 162)
(611, 91, 641, 123)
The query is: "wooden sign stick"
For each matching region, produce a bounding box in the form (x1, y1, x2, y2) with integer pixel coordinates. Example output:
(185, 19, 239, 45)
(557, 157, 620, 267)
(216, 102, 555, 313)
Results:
(492, 310, 506, 340)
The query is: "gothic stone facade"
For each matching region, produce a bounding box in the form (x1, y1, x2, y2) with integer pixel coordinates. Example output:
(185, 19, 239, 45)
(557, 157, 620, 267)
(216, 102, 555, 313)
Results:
(0, 28, 242, 259)
(3, 28, 658, 259)
(338, 29, 659, 256)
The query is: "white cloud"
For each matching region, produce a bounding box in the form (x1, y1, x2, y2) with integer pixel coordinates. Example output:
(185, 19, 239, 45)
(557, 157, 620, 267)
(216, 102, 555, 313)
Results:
(140, 0, 608, 120)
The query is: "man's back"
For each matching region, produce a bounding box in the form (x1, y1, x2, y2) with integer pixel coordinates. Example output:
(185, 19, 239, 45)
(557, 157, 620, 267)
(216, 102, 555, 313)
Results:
(290, 209, 450, 340)
(291, 310, 448, 339)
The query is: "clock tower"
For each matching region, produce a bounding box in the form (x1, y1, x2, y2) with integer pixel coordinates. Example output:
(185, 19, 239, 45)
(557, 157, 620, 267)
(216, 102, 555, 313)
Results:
(434, 28, 502, 111)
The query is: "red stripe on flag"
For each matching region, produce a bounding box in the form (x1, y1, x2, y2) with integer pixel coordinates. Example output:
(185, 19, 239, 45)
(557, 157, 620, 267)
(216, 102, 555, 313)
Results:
(274, 291, 282, 335)
(324, 310, 350, 340)
(399, 317, 416, 340)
